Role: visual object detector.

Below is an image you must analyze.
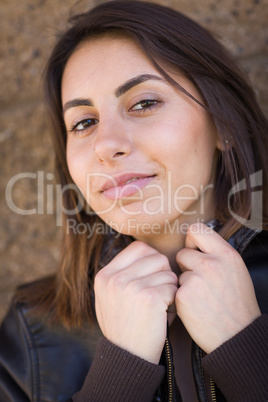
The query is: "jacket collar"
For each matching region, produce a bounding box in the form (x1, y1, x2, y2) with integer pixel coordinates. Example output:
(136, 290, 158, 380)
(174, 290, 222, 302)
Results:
(206, 218, 261, 255)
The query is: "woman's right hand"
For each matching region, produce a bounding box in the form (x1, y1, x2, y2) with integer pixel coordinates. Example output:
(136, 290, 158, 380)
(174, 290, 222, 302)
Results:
(94, 241, 178, 364)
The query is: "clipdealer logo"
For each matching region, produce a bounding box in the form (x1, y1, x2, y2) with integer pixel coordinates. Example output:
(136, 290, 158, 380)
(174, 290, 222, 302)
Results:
(228, 171, 263, 229)
(5, 171, 85, 226)
(5, 170, 264, 229)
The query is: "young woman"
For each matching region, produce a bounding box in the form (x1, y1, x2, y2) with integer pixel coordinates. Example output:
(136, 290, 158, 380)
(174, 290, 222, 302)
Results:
(0, 1, 267, 401)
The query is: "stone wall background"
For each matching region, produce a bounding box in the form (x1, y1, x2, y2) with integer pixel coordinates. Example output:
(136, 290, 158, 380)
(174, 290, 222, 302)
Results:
(1, 0, 267, 323)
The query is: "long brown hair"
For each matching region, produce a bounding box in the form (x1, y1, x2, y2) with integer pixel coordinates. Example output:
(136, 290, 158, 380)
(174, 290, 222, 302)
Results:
(17, 0, 268, 328)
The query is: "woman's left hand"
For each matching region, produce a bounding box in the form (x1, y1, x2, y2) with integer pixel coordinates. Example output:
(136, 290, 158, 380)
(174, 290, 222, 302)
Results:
(175, 223, 261, 354)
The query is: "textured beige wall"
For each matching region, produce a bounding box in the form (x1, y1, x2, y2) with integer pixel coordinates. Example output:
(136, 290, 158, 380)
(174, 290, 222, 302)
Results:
(1, 0, 268, 322)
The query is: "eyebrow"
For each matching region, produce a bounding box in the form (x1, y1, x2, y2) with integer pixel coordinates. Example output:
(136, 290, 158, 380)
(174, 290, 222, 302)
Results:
(63, 74, 165, 114)
(63, 98, 94, 113)
(115, 74, 164, 97)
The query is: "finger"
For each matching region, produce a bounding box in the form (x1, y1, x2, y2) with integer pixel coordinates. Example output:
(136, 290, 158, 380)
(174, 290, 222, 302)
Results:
(178, 270, 193, 286)
(107, 240, 158, 272)
(125, 280, 178, 311)
(109, 263, 176, 292)
(185, 222, 229, 254)
(152, 283, 178, 309)
(128, 270, 178, 291)
(176, 247, 203, 272)
(108, 252, 172, 287)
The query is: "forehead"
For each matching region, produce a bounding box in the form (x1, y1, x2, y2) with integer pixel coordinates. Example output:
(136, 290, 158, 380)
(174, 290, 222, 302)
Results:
(68, 33, 150, 65)
(61, 35, 158, 98)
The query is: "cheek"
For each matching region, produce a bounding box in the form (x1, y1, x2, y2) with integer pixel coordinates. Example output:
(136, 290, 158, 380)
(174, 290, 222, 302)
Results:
(66, 145, 76, 180)
(66, 142, 99, 206)
(170, 117, 217, 178)
(66, 143, 86, 188)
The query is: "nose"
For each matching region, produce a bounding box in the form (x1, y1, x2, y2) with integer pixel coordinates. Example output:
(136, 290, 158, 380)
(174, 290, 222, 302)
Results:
(93, 120, 132, 163)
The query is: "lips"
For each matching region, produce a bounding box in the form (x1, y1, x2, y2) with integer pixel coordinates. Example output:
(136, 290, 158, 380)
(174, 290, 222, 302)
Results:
(100, 173, 156, 200)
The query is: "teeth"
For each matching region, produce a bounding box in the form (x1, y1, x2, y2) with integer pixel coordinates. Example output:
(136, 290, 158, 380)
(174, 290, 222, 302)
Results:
(125, 178, 138, 185)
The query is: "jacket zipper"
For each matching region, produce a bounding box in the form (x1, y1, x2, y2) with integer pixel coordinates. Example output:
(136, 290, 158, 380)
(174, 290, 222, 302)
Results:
(210, 378, 217, 402)
(165, 338, 173, 402)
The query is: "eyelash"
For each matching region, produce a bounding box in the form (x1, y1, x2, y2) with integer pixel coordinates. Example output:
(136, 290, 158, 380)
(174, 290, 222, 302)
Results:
(130, 97, 163, 112)
(69, 98, 163, 135)
(70, 118, 98, 134)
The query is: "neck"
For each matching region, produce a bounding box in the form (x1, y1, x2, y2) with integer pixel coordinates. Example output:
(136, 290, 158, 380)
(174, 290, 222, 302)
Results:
(133, 197, 216, 274)
(133, 216, 196, 274)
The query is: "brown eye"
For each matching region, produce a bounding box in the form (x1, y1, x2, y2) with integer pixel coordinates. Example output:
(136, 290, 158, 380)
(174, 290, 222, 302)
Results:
(72, 118, 98, 132)
(131, 99, 161, 111)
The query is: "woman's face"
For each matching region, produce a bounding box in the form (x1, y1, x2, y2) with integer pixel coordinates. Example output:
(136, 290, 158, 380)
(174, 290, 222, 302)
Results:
(62, 36, 219, 238)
